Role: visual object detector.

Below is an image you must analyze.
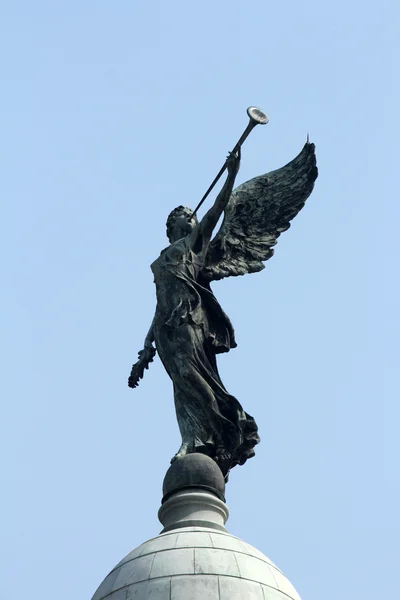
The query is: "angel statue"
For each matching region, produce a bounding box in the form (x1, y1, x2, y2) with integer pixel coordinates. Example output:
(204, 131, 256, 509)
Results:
(128, 109, 318, 479)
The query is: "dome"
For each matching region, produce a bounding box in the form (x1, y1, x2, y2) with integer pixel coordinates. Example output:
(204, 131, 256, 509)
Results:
(92, 526, 301, 600)
(91, 455, 301, 599)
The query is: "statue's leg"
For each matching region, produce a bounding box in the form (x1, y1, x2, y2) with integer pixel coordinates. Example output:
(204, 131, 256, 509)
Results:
(170, 442, 190, 463)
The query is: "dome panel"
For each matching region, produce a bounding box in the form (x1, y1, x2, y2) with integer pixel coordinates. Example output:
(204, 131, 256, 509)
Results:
(170, 575, 219, 599)
(151, 548, 195, 578)
(240, 540, 283, 572)
(175, 530, 213, 548)
(234, 551, 278, 587)
(194, 548, 240, 576)
(270, 568, 301, 600)
(108, 578, 171, 599)
(208, 531, 248, 552)
(137, 532, 180, 556)
(113, 552, 154, 588)
(219, 576, 264, 599)
(102, 589, 128, 600)
(261, 584, 300, 600)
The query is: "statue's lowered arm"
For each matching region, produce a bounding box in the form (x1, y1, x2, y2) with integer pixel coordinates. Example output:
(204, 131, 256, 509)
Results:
(128, 316, 156, 389)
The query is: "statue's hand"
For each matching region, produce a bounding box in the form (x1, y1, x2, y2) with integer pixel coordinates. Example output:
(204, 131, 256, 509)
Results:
(139, 344, 156, 363)
(128, 345, 156, 389)
(226, 147, 241, 175)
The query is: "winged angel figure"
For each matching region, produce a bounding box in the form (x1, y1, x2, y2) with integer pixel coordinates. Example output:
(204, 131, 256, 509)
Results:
(129, 142, 318, 478)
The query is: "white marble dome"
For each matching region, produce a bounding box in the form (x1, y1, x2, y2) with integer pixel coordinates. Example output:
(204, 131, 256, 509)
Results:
(92, 525, 301, 600)
(91, 456, 301, 600)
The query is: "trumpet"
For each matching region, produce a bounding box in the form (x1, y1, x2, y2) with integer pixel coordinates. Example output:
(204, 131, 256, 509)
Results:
(193, 106, 268, 217)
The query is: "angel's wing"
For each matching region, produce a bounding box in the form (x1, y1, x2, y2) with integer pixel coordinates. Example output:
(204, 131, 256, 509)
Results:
(202, 141, 318, 282)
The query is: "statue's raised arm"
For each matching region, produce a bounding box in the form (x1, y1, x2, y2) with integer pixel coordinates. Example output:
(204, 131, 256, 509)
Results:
(188, 149, 241, 255)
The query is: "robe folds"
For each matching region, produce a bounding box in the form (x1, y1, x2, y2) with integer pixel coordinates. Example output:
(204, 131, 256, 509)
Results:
(151, 235, 259, 475)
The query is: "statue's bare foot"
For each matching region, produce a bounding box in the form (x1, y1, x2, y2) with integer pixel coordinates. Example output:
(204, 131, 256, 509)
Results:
(214, 451, 232, 464)
(214, 449, 232, 477)
(171, 443, 189, 463)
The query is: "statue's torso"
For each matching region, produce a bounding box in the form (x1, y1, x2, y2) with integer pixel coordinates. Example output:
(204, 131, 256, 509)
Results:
(151, 237, 204, 329)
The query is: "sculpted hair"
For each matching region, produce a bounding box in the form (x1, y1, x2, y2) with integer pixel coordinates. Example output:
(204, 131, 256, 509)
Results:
(166, 206, 198, 240)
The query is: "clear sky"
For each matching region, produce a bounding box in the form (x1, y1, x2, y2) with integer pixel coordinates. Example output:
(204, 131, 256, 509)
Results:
(1, 1, 399, 599)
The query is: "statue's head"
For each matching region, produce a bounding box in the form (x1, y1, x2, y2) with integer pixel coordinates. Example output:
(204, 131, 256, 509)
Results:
(166, 206, 198, 242)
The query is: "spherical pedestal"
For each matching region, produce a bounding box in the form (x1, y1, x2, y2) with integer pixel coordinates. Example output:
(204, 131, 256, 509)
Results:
(162, 453, 226, 502)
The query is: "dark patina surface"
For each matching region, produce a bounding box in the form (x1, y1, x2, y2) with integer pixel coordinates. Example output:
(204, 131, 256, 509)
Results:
(129, 142, 318, 479)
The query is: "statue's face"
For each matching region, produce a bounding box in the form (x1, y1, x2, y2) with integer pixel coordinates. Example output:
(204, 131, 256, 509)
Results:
(169, 213, 197, 242)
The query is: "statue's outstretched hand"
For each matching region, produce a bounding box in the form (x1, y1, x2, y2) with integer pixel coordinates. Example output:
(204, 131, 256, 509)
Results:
(128, 345, 156, 389)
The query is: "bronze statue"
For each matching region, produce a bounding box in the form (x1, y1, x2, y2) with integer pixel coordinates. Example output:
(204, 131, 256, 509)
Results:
(128, 108, 318, 479)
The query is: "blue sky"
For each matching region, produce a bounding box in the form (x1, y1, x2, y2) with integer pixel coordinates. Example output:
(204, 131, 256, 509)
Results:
(1, 1, 399, 599)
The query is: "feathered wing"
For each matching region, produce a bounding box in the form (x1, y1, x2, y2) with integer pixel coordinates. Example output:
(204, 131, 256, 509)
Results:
(202, 141, 318, 282)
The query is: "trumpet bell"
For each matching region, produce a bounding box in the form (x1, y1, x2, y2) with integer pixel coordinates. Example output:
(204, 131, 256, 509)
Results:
(247, 106, 269, 125)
